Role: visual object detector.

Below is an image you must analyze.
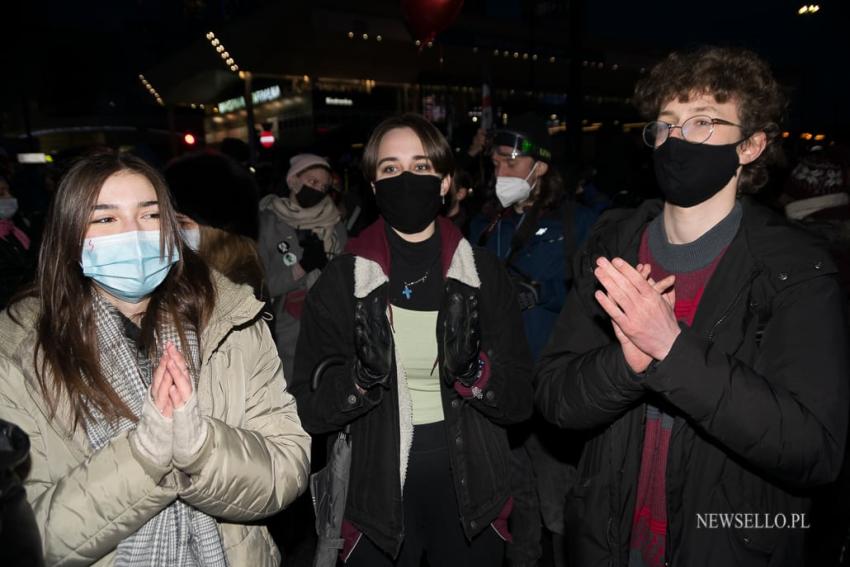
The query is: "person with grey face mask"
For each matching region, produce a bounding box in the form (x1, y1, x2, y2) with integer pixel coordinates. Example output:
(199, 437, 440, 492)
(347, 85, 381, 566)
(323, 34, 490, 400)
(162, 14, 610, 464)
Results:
(0, 174, 35, 309)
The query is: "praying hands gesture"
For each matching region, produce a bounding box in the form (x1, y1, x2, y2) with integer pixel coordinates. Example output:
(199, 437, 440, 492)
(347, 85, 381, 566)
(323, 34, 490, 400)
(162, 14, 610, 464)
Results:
(593, 257, 680, 374)
(151, 341, 194, 416)
(133, 341, 209, 472)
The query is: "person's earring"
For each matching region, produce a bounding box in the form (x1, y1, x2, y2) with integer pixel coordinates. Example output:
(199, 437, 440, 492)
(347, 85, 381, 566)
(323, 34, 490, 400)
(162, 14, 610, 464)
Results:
(441, 195, 445, 205)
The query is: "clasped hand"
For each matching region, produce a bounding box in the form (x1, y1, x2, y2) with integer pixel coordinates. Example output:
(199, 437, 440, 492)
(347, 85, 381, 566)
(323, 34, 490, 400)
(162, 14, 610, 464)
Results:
(593, 257, 680, 373)
(134, 341, 208, 471)
(152, 341, 193, 416)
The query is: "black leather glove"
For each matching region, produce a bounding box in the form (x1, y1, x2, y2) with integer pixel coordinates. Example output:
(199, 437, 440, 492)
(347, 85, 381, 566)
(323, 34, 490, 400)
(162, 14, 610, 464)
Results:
(352, 296, 393, 390)
(298, 230, 328, 273)
(442, 290, 482, 387)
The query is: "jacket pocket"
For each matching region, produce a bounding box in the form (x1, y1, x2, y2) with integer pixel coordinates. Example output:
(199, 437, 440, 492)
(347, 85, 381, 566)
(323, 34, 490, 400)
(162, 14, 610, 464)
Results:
(564, 472, 613, 564)
(221, 523, 280, 566)
(713, 481, 780, 560)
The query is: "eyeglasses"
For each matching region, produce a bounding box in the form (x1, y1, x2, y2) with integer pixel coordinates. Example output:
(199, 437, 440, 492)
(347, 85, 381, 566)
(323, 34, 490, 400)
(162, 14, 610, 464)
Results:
(642, 115, 745, 148)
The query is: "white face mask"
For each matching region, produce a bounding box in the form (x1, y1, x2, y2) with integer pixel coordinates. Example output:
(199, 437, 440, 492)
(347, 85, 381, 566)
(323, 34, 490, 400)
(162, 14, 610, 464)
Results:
(495, 162, 539, 208)
(0, 197, 18, 220)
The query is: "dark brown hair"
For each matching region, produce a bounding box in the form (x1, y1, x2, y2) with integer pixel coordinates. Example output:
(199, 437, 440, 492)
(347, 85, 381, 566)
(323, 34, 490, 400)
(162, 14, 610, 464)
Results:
(530, 164, 566, 211)
(362, 113, 456, 182)
(25, 151, 216, 430)
(633, 46, 787, 193)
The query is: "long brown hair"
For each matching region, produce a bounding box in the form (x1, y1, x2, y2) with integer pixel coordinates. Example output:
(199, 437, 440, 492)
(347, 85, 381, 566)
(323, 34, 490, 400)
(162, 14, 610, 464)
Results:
(529, 164, 566, 211)
(30, 151, 216, 430)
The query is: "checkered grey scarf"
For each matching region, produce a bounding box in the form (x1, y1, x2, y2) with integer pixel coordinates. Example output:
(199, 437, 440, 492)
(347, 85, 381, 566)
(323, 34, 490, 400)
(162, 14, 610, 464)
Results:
(85, 293, 228, 567)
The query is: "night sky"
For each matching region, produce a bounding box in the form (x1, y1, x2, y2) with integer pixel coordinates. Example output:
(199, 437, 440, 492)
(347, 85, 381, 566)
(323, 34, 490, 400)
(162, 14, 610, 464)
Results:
(2, 0, 848, 134)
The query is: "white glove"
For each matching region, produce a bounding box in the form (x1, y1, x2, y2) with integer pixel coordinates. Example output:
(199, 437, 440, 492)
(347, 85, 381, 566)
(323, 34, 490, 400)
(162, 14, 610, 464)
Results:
(172, 391, 210, 473)
(130, 391, 173, 470)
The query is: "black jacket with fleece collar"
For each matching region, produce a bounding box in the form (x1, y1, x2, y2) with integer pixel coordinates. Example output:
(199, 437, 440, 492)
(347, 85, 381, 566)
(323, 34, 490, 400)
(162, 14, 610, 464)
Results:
(535, 198, 850, 567)
(291, 217, 533, 558)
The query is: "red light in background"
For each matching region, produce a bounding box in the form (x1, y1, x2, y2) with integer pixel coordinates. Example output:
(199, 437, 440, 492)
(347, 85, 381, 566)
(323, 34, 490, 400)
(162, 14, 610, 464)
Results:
(260, 130, 275, 149)
(183, 133, 197, 145)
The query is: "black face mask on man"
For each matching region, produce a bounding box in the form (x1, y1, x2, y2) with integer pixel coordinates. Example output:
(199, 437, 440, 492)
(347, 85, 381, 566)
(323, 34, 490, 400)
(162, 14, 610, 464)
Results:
(295, 185, 327, 209)
(653, 138, 741, 208)
(374, 171, 443, 234)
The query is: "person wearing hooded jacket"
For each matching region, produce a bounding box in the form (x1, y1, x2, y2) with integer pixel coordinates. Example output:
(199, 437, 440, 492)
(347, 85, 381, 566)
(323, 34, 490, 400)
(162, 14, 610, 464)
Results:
(535, 46, 850, 567)
(291, 114, 533, 566)
(258, 153, 347, 380)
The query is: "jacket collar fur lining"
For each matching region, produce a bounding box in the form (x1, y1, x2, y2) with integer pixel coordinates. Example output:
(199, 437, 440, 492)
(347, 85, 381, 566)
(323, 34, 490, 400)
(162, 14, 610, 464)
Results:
(347, 217, 480, 299)
(345, 217, 481, 492)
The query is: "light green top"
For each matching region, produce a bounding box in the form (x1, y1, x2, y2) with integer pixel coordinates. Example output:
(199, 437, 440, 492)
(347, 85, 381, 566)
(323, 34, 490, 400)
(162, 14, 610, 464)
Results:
(392, 305, 443, 425)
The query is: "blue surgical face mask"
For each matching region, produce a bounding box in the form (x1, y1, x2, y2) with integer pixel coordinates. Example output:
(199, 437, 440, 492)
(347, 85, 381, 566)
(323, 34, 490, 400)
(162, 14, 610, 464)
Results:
(81, 230, 179, 303)
(180, 228, 201, 252)
(0, 197, 18, 220)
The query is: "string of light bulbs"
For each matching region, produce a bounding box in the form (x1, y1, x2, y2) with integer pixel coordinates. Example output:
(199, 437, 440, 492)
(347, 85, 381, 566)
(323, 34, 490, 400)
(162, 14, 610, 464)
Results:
(138, 74, 164, 106)
(206, 31, 241, 73)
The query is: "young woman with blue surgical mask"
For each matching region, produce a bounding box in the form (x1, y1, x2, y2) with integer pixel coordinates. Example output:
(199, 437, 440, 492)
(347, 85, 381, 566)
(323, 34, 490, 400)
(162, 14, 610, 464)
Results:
(0, 152, 310, 566)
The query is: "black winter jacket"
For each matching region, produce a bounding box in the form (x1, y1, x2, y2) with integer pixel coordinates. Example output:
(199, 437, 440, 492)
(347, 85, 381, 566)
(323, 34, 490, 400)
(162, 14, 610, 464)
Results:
(535, 198, 850, 567)
(291, 217, 533, 557)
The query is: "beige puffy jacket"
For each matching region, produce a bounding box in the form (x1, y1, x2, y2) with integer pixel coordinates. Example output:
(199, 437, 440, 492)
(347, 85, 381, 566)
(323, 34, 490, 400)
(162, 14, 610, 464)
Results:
(0, 273, 311, 566)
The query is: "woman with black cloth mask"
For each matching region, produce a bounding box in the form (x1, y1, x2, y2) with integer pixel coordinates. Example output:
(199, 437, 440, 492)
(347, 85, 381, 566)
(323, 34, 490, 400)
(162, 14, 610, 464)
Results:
(291, 113, 533, 566)
(258, 154, 347, 380)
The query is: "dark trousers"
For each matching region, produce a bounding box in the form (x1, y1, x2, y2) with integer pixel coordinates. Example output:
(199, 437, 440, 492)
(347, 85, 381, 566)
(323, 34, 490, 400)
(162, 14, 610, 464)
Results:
(345, 421, 505, 567)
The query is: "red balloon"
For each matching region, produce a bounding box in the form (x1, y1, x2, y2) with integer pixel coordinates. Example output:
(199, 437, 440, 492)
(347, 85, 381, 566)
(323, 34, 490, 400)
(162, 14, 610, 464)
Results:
(401, 0, 465, 44)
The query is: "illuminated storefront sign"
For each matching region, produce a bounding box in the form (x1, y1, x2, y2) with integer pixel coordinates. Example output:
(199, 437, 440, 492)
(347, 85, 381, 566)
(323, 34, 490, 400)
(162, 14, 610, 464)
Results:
(218, 85, 282, 113)
(325, 97, 354, 107)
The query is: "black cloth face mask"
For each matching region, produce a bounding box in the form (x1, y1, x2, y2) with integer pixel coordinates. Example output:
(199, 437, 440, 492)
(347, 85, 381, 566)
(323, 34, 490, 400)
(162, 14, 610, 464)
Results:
(653, 137, 741, 208)
(295, 186, 327, 209)
(374, 171, 443, 234)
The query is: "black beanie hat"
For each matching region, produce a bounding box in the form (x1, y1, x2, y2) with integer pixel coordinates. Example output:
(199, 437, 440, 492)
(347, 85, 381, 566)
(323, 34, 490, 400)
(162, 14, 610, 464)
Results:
(165, 151, 259, 240)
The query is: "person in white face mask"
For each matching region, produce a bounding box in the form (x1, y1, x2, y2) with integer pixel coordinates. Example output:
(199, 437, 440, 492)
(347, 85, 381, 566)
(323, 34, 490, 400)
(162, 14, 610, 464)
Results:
(471, 114, 598, 358)
(165, 151, 265, 301)
(0, 174, 35, 309)
(469, 113, 599, 567)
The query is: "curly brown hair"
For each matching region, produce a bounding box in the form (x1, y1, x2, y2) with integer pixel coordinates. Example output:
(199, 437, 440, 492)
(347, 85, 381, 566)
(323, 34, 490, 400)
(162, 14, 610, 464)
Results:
(634, 46, 787, 193)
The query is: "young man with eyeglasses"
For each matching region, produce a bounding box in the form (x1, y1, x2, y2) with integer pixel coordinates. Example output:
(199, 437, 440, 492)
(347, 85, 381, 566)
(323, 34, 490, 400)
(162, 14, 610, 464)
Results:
(535, 46, 849, 566)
